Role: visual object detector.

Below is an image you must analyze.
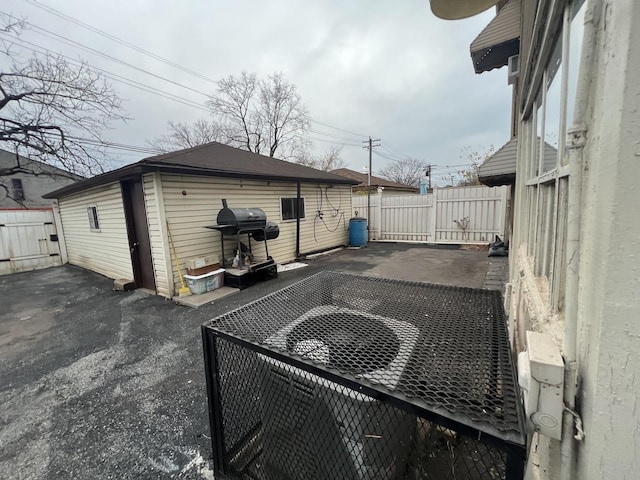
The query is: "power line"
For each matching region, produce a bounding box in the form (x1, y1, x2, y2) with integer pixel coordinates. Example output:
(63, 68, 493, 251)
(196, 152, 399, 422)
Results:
(380, 144, 406, 160)
(27, 0, 217, 84)
(4, 30, 370, 149)
(3, 11, 374, 155)
(0, 33, 211, 112)
(432, 163, 471, 169)
(4, 35, 366, 153)
(18, 5, 371, 143)
(67, 135, 160, 154)
(381, 140, 414, 160)
(309, 119, 367, 138)
(4, 9, 371, 148)
(373, 150, 403, 163)
(305, 135, 363, 148)
(11, 17, 211, 97)
(308, 128, 364, 143)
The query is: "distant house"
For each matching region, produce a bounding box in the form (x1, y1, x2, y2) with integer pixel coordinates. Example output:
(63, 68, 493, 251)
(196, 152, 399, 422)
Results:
(44, 142, 357, 298)
(329, 168, 419, 195)
(0, 149, 83, 208)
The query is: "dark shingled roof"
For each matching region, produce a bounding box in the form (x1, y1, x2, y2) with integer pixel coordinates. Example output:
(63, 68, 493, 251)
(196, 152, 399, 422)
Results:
(330, 168, 419, 192)
(478, 137, 558, 186)
(44, 141, 358, 198)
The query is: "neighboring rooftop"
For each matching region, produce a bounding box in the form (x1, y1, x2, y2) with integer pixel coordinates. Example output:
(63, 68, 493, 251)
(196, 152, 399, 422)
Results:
(0, 149, 84, 208)
(478, 137, 558, 186)
(330, 168, 419, 193)
(44, 142, 358, 199)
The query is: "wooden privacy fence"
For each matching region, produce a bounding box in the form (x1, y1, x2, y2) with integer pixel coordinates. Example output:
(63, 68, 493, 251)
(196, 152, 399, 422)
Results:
(0, 209, 63, 275)
(352, 185, 509, 244)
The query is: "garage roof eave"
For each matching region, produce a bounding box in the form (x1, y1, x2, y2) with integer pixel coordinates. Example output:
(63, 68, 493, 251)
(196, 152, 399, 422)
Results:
(43, 163, 358, 200)
(42, 164, 144, 199)
(479, 173, 516, 187)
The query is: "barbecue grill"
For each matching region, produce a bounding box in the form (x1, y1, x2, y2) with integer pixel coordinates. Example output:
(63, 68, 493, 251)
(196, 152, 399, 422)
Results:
(205, 199, 279, 289)
(216, 200, 267, 234)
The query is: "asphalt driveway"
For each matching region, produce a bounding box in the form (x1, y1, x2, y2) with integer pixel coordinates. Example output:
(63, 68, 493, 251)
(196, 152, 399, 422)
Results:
(0, 243, 503, 479)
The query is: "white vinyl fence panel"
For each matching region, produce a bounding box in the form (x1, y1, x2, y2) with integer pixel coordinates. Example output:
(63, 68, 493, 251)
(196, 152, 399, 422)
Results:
(0, 209, 62, 275)
(352, 185, 508, 244)
(434, 186, 508, 243)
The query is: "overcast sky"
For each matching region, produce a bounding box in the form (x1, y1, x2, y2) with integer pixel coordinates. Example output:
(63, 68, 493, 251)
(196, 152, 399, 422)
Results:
(3, 0, 511, 185)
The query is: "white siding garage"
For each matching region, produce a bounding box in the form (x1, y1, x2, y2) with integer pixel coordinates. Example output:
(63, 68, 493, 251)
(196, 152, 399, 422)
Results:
(45, 142, 357, 298)
(158, 174, 350, 297)
(58, 182, 133, 280)
(143, 173, 173, 298)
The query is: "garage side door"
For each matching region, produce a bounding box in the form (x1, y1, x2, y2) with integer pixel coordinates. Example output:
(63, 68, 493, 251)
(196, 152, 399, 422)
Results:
(0, 209, 62, 275)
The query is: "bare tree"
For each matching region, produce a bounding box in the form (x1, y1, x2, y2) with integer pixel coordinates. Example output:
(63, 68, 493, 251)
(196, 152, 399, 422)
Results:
(146, 119, 221, 153)
(1, 16, 126, 180)
(456, 145, 495, 186)
(379, 157, 429, 187)
(294, 145, 345, 171)
(206, 71, 308, 157)
(148, 71, 313, 160)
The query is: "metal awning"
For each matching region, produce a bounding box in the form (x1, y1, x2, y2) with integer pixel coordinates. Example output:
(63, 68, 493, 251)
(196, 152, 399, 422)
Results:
(430, 0, 500, 20)
(470, 0, 521, 74)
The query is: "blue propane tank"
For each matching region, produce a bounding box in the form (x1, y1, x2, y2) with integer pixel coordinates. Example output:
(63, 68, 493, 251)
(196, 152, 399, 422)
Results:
(348, 217, 368, 247)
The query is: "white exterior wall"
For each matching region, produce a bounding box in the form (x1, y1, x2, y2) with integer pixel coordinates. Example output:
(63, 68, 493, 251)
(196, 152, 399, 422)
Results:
(0, 150, 81, 208)
(143, 173, 173, 298)
(298, 183, 351, 255)
(507, 1, 640, 479)
(58, 182, 133, 280)
(159, 174, 350, 296)
(571, 1, 640, 477)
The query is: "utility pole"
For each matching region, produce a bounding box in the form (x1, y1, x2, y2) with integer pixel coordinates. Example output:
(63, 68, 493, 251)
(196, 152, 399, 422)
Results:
(362, 136, 381, 242)
(426, 164, 432, 190)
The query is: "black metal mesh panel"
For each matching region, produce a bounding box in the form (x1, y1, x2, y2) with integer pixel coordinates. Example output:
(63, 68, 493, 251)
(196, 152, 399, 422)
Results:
(203, 271, 525, 480)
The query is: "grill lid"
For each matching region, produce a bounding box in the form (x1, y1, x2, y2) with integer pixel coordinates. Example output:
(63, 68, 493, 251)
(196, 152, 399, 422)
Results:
(216, 199, 267, 231)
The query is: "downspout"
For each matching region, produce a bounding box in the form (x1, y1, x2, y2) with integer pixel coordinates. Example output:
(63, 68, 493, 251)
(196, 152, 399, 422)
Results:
(295, 180, 301, 260)
(560, 2, 598, 479)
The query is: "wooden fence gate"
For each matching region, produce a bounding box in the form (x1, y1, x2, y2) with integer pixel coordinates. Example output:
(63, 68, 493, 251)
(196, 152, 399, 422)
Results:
(352, 185, 509, 244)
(0, 209, 63, 275)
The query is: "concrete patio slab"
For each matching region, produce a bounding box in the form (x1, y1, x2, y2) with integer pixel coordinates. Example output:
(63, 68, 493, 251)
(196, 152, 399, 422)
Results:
(172, 286, 239, 308)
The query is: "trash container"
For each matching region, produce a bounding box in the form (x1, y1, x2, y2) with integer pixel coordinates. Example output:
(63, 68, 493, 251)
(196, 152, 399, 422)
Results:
(348, 217, 368, 247)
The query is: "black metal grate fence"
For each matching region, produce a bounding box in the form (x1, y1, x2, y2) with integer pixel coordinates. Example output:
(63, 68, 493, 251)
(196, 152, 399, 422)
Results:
(202, 271, 526, 479)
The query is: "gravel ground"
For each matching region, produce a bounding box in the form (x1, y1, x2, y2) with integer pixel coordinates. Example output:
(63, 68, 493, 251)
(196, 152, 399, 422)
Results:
(0, 243, 496, 479)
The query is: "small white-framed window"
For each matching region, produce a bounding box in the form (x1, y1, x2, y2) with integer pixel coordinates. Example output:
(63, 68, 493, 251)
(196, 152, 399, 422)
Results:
(280, 197, 305, 222)
(87, 206, 100, 232)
